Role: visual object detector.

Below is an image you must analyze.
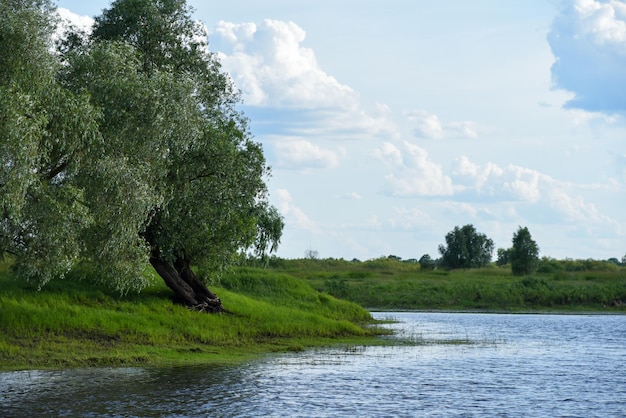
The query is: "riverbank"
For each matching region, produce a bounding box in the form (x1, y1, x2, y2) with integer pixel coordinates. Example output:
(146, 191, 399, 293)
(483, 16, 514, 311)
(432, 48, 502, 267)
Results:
(2, 257, 625, 370)
(256, 257, 626, 313)
(0, 261, 381, 371)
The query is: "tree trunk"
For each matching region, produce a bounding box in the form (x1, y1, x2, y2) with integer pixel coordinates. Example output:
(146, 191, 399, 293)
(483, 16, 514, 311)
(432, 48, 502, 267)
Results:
(149, 256, 224, 313)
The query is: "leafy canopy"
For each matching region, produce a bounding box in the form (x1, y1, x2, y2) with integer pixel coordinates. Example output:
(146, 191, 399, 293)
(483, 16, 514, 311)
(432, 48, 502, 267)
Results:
(438, 224, 494, 269)
(1, 0, 283, 292)
(510, 226, 540, 276)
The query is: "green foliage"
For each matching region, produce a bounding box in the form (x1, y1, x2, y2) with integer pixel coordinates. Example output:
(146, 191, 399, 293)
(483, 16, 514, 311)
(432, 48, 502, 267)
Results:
(1, 0, 283, 294)
(1, 0, 101, 286)
(219, 267, 371, 322)
(324, 276, 350, 299)
(510, 226, 540, 276)
(253, 257, 626, 312)
(250, 204, 285, 263)
(538, 257, 620, 273)
(418, 254, 436, 270)
(0, 259, 376, 369)
(496, 248, 511, 267)
(438, 224, 494, 269)
(92, 0, 208, 75)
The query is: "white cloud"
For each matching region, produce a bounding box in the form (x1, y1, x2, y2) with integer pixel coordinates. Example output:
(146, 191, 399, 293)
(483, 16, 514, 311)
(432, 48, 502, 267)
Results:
(502, 165, 543, 203)
(573, 0, 626, 43)
(375, 141, 455, 196)
(451, 156, 504, 194)
(274, 189, 320, 233)
(53, 8, 94, 45)
(548, 0, 626, 112)
(210, 19, 396, 140)
(57, 8, 94, 32)
(375, 142, 404, 167)
(565, 108, 621, 125)
(387, 207, 433, 230)
(449, 156, 623, 230)
(212, 19, 357, 109)
(274, 138, 339, 170)
(406, 110, 479, 139)
(548, 188, 608, 223)
(452, 157, 546, 202)
(443, 201, 495, 220)
(338, 192, 363, 200)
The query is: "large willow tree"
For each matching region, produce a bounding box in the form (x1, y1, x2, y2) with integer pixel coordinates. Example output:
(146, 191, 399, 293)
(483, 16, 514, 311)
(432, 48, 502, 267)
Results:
(0, 0, 283, 312)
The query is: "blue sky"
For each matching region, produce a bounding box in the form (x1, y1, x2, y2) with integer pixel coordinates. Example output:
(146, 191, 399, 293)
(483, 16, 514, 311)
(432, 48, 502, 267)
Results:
(56, 0, 626, 261)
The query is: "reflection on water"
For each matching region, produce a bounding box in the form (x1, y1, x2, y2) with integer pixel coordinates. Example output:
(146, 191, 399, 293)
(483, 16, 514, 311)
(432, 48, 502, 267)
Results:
(2, 313, 625, 417)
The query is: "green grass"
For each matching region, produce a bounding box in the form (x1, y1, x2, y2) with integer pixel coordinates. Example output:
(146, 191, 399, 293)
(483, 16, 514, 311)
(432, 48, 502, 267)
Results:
(0, 260, 380, 371)
(262, 258, 626, 312)
(3, 256, 624, 370)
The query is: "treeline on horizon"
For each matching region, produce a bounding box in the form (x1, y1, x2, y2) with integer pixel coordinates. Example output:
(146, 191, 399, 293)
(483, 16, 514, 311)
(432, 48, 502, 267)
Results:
(233, 244, 626, 312)
(244, 222, 625, 274)
(244, 253, 626, 273)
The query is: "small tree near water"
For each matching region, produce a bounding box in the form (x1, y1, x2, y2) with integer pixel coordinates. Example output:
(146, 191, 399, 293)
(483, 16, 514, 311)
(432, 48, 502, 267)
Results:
(510, 226, 540, 276)
(438, 224, 494, 269)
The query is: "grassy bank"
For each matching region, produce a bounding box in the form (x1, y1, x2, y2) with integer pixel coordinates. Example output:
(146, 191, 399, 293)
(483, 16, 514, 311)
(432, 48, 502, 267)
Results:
(0, 261, 379, 371)
(259, 258, 626, 312)
(3, 256, 625, 370)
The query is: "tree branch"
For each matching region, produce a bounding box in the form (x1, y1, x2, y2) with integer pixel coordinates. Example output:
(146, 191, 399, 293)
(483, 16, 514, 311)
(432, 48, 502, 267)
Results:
(45, 160, 69, 181)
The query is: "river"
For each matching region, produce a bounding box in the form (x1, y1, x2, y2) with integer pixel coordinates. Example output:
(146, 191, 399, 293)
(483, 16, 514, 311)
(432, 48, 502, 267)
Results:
(2, 312, 625, 417)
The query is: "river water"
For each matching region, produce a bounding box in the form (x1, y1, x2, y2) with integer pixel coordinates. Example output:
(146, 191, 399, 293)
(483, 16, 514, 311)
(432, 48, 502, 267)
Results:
(1, 312, 625, 417)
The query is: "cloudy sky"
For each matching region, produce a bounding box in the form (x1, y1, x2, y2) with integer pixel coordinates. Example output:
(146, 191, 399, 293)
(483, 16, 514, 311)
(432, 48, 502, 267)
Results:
(56, 0, 626, 261)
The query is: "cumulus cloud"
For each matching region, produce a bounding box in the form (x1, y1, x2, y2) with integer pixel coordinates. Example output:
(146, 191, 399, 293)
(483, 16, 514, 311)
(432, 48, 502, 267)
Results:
(449, 156, 623, 230)
(451, 156, 505, 194)
(548, 0, 626, 112)
(212, 19, 357, 108)
(375, 146, 620, 229)
(374, 141, 455, 196)
(53, 8, 94, 44)
(406, 110, 479, 139)
(210, 19, 396, 139)
(387, 207, 433, 230)
(548, 188, 610, 223)
(338, 192, 363, 200)
(442, 201, 495, 220)
(274, 138, 339, 170)
(452, 157, 547, 203)
(57, 8, 94, 31)
(274, 189, 320, 233)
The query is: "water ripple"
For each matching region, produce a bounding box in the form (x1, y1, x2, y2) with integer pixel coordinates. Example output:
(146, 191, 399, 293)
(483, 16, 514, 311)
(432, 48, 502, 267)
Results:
(1, 313, 625, 417)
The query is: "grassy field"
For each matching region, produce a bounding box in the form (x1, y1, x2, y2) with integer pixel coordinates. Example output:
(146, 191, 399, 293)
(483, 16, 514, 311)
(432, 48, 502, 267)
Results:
(257, 257, 626, 312)
(0, 260, 379, 371)
(3, 256, 625, 370)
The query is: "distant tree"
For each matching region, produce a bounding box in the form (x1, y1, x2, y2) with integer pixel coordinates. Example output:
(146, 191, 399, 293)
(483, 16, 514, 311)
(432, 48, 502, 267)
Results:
(252, 204, 285, 263)
(438, 224, 494, 269)
(496, 248, 512, 267)
(387, 255, 402, 262)
(510, 226, 540, 276)
(305, 249, 319, 260)
(418, 254, 436, 270)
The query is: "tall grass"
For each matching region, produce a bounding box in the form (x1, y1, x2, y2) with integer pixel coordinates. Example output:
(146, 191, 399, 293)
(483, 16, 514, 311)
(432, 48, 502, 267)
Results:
(264, 259, 626, 312)
(0, 259, 378, 370)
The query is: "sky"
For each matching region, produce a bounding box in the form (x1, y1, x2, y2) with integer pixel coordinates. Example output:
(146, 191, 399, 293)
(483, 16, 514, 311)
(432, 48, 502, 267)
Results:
(55, 0, 626, 261)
